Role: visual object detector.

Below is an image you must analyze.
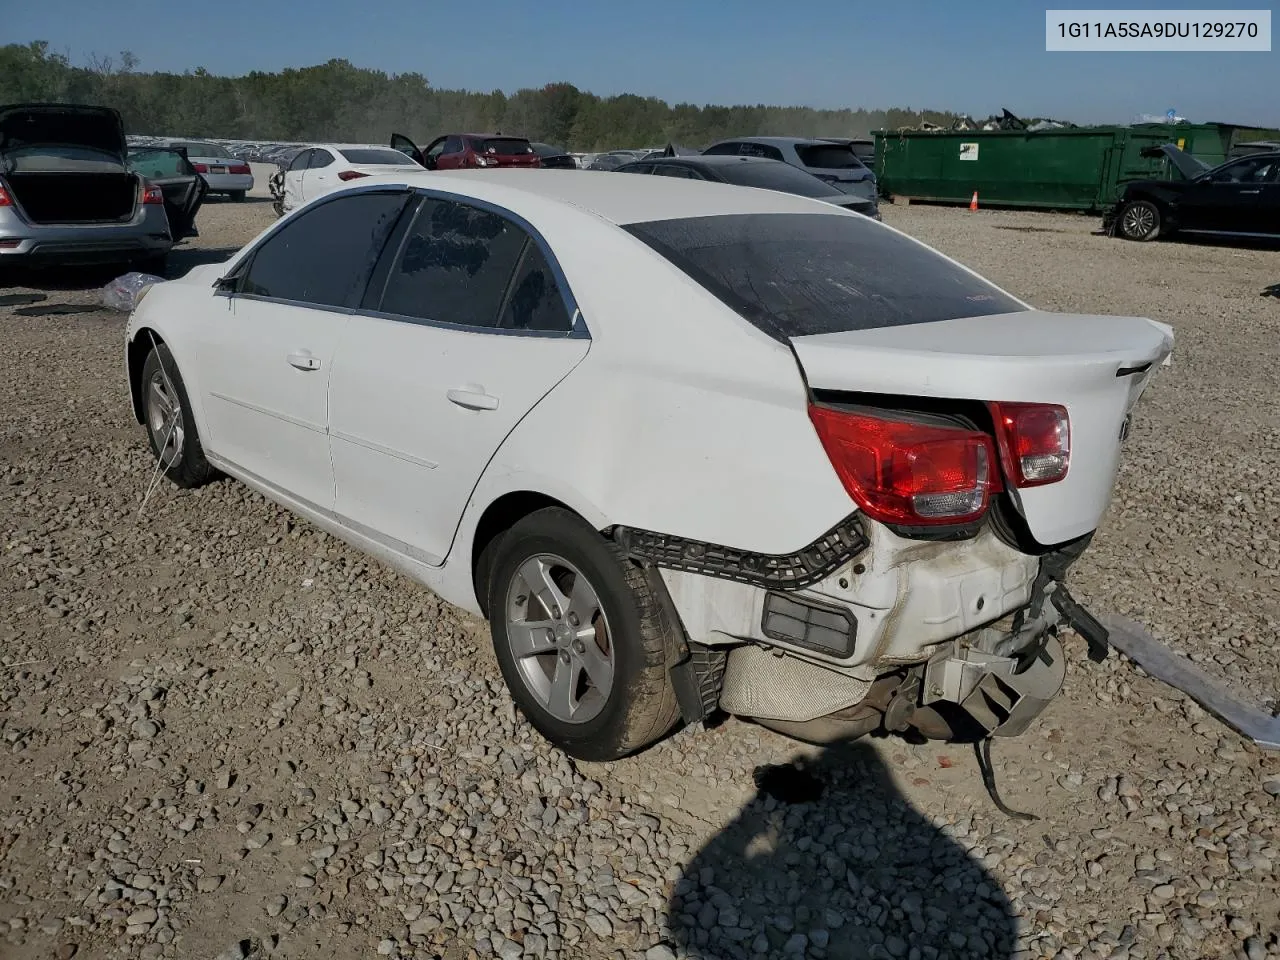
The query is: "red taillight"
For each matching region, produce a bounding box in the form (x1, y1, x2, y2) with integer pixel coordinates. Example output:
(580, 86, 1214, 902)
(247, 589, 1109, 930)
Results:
(0, 185, 11, 207)
(808, 405, 997, 526)
(228, 163, 251, 174)
(338, 170, 369, 181)
(192, 162, 209, 174)
(990, 402, 1070, 487)
(141, 184, 165, 205)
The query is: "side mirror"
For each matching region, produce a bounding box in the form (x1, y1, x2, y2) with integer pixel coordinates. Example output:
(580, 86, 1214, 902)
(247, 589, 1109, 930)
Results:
(213, 274, 237, 295)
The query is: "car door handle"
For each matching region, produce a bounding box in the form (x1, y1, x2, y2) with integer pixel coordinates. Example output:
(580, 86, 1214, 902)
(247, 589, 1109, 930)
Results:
(446, 387, 499, 411)
(288, 352, 322, 371)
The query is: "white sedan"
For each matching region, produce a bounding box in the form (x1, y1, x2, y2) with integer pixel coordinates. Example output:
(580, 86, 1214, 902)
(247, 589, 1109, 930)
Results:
(124, 170, 1173, 761)
(279, 143, 423, 215)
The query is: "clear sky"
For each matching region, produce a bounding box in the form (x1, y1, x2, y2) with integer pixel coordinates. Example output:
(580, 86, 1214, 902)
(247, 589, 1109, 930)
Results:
(7, 0, 1279, 126)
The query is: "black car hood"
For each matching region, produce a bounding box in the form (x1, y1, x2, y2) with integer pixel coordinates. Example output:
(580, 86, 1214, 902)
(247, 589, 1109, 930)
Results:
(1140, 143, 1210, 180)
(0, 103, 127, 158)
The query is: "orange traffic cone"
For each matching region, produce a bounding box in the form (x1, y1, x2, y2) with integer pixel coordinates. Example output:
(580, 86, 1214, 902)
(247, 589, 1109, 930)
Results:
(969, 191, 979, 211)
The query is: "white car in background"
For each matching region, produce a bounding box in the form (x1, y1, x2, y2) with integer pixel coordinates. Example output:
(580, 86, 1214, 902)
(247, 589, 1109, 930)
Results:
(124, 170, 1173, 762)
(280, 143, 424, 215)
(159, 139, 254, 200)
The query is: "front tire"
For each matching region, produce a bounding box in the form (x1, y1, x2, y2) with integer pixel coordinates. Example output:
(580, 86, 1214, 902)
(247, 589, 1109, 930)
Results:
(486, 508, 681, 761)
(140, 343, 216, 489)
(1118, 199, 1162, 241)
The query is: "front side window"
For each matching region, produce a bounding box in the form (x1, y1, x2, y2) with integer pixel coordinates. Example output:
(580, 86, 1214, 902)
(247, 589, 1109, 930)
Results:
(287, 149, 312, 172)
(377, 198, 529, 328)
(309, 149, 335, 169)
(240, 192, 409, 307)
(625, 212, 1025, 342)
(1209, 156, 1279, 183)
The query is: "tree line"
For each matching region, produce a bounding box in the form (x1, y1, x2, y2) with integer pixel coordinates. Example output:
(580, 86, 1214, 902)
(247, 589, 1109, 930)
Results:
(0, 41, 963, 150)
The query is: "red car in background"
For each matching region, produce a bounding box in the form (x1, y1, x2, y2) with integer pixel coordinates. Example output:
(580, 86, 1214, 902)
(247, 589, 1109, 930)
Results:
(393, 133, 542, 171)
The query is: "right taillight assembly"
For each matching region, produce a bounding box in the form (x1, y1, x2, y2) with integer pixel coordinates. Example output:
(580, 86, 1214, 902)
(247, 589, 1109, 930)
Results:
(989, 402, 1070, 487)
(808, 405, 998, 526)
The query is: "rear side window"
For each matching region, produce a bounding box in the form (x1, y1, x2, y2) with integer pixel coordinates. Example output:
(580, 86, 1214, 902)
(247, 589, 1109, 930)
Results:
(795, 144, 864, 170)
(624, 213, 1025, 341)
(703, 142, 742, 156)
(339, 148, 415, 165)
(309, 150, 334, 169)
(378, 198, 529, 328)
(498, 244, 572, 332)
(653, 164, 698, 179)
(240, 192, 409, 307)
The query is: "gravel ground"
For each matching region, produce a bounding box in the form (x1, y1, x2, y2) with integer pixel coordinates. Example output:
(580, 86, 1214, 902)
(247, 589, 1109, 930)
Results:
(1, 198, 1278, 960)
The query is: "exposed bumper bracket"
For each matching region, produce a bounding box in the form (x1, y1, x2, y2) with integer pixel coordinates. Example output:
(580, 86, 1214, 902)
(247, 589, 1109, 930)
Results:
(1102, 615, 1280, 752)
(1051, 585, 1110, 662)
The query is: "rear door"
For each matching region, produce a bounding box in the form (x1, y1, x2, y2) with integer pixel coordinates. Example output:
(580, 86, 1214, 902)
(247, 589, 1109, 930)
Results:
(282, 149, 312, 212)
(195, 189, 411, 508)
(127, 147, 208, 238)
(328, 193, 590, 565)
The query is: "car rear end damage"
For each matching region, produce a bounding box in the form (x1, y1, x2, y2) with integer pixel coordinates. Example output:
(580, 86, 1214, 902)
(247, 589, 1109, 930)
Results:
(615, 207, 1175, 745)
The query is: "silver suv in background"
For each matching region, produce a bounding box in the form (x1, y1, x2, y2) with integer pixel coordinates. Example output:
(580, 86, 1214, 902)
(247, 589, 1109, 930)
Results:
(703, 136, 878, 203)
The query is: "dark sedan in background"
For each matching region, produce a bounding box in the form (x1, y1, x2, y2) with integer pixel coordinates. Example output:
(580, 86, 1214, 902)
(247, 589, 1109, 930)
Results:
(616, 154, 880, 218)
(1106, 148, 1280, 242)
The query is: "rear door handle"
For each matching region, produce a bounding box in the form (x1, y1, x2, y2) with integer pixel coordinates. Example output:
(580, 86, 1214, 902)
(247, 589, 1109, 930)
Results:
(446, 387, 499, 411)
(288, 352, 322, 371)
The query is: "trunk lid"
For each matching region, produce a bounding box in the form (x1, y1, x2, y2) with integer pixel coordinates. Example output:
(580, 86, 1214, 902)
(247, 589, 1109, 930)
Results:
(0, 103, 127, 159)
(791, 310, 1174, 546)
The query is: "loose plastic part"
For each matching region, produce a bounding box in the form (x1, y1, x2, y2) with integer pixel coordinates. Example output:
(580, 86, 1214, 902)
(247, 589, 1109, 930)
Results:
(103, 272, 166, 312)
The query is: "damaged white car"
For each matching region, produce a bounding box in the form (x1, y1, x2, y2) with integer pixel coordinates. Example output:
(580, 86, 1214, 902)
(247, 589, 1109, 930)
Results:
(124, 170, 1173, 761)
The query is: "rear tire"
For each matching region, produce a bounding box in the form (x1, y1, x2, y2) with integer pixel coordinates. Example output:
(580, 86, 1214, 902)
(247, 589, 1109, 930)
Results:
(1118, 199, 1162, 241)
(140, 343, 216, 489)
(486, 508, 681, 761)
(229, 191, 247, 202)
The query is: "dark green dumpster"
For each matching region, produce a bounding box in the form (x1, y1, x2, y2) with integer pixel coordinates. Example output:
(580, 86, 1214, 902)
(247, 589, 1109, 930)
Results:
(872, 123, 1274, 212)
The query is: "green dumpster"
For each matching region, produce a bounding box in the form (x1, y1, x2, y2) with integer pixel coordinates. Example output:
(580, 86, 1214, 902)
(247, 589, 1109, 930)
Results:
(872, 122, 1273, 212)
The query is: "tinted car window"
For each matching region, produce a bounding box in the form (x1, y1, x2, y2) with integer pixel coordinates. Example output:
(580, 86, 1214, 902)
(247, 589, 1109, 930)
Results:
(309, 150, 335, 169)
(619, 163, 654, 175)
(288, 149, 312, 172)
(339, 148, 416, 165)
(1210, 156, 1280, 183)
(241, 192, 408, 307)
(624, 212, 1024, 341)
(473, 137, 534, 155)
(128, 148, 193, 179)
(703, 142, 741, 156)
(717, 161, 835, 198)
(795, 144, 865, 170)
(738, 142, 784, 161)
(442, 137, 463, 153)
(653, 164, 696, 178)
(498, 244, 572, 332)
(379, 198, 529, 328)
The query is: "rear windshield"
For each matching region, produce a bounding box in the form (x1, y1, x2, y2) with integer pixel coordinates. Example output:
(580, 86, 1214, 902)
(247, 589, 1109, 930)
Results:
(624, 213, 1025, 341)
(473, 137, 533, 155)
(716, 161, 835, 198)
(339, 148, 415, 165)
(3, 145, 125, 173)
(172, 141, 231, 158)
(795, 144, 865, 170)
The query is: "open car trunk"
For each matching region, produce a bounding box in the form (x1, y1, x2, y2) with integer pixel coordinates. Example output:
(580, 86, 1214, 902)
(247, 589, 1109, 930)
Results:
(1, 102, 139, 224)
(790, 310, 1174, 547)
(3, 171, 138, 224)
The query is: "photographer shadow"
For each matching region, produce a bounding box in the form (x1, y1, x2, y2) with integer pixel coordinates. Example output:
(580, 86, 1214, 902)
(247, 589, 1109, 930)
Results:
(666, 739, 1017, 960)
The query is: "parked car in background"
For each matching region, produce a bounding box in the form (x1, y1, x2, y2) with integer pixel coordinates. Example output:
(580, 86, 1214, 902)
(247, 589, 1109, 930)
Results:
(395, 133, 541, 171)
(530, 143, 577, 169)
(124, 168, 1172, 761)
(279, 142, 423, 215)
(587, 151, 642, 171)
(704, 136, 878, 202)
(158, 139, 253, 200)
(1, 103, 189, 272)
(1106, 149, 1280, 242)
(819, 137, 876, 166)
(617, 154, 880, 218)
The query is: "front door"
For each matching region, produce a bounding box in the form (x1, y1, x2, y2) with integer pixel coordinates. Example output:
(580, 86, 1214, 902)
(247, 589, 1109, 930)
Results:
(328, 194, 590, 565)
(390, 132, 424, 166)
(195, 188, 412, 508)
(282, 149, 312, 214)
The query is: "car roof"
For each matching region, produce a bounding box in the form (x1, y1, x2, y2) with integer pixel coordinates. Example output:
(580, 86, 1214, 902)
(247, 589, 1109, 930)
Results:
(717, 136, 830, 147)
(349, 168, 840, 225)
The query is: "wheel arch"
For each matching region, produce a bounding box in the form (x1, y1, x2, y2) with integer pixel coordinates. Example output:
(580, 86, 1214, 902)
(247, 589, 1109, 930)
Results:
(467, 488, 612, 619)
(127, 326, 166, 424)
